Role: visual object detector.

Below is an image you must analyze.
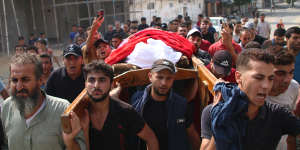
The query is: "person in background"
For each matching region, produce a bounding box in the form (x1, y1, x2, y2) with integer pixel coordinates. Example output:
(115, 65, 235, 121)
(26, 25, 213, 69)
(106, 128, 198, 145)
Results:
(245, 22, 267, 45)
(74, 36, 85, 47)
(131, 20, 139, 28)
(111, 33, 123, 49)
(17, 36, 27, 49)
(0, 79, 9, 100)
(150, 16, 157, 27)
(168, 19, 179, 32)
(45, 44, 85, 102)
(39, 53, 53, 90)
(26, 46, 38, 55)
(233, 21, 242, 43)
(15, 45, 25, 55)
(112, 21, 127, 39)
(196, 14, 204, 27)
(74, 26, 87, 42)
(129, 26, 139, 35)
(70, 24, 78, 43)
(138, 17, 149, 31)
(104, 24, 114, 42)
(200, 19, 215, 44)
(28, 33, 37, 46)
(263, 28, 286, 48)
(38, 32, 48, 45)
(177, 23, 188, 38)
(256, 13, 271, 39)
(239, 28, 252, 51)
(177, 15, 184, 24)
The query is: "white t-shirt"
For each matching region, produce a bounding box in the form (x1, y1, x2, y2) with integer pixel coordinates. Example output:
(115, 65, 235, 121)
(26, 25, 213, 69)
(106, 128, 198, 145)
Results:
(266, 79, 299, 150)
(256, 21, 271, 39)
(266, 79, 299, 111)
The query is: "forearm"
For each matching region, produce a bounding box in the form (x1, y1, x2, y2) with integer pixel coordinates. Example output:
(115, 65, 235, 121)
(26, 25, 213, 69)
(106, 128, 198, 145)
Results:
(145, 138, 159, 150)
(65, 139, 81, 150)
(86, 24, 99, 50)
(187, 124, 201, 150)
(83, 128, 90, 150)
(287, 135, 296, 150)
(227, 45, 238, 64)
(206, 136, 216, 150)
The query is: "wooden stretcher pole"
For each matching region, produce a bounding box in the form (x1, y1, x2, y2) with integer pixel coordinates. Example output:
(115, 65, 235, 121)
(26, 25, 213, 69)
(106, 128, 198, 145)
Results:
(192, 55, 217, 108)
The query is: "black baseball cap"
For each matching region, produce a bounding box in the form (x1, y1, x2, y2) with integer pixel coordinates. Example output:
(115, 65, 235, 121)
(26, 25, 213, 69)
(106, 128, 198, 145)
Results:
(151, 59, 177, 74)
(63, 44, 82, 57)
(212, 50, 232, 75)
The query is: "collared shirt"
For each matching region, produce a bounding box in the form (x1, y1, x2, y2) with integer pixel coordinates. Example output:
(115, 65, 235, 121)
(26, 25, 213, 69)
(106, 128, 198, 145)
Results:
(0, 93, 86, 150)
(45, 67, 85, 102)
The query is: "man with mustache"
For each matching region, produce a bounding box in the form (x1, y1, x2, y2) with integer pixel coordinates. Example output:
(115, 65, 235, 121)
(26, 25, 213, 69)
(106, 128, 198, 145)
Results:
(1, 53, 85, 150)
(45, 44, 85, 102)
(73, 60, 159, 150)
(131, 59, 201, 150)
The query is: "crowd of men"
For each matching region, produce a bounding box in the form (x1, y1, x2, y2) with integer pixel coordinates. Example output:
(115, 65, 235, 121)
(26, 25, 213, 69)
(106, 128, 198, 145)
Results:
(0, 12, 300, 150)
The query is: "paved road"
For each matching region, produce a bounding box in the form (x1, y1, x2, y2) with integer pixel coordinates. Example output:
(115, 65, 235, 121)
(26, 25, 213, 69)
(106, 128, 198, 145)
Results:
(259, 1, 300, 37)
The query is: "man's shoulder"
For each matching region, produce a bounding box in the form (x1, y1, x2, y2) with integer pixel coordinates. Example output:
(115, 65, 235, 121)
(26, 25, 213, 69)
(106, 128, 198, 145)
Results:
(50, 67, 65, 76)
(1, 97, 14, 110)
(45, 94, 70, 112)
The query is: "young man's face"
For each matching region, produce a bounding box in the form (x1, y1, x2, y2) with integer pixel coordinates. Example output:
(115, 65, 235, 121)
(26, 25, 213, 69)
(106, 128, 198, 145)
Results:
(287, 33, 300, 54)
(274, 36, 285, 46)
(271, 63, 294, 96)
(236, 60, 274, 108)
(111, 38, 122, 49)
(149, 69, 175, 96)
(177, 27, 188, 37)
(200, 22, 209, 33)
(86, 71, 112, 102)
(240, 31, 252, 46)
(40, 57, 53, 75)
(96, 43, 112, 60)
(15, 47, 25, 55)
(63, 55, 83, 76)
(187, 35, 201, 49)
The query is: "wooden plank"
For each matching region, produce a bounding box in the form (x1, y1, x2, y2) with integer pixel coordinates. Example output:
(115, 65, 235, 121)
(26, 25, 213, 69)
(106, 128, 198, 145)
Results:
(191, 55, 217, 94)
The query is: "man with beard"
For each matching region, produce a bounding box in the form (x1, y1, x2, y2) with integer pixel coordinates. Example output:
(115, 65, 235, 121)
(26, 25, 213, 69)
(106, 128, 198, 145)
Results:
(205, 48, 300, 150)
(73, 60, 159, 150)
(1, 53, 85, 150)
(266, 51, 299, 150)
(45, 44, 85, 102)
(131, 59, 201, 150)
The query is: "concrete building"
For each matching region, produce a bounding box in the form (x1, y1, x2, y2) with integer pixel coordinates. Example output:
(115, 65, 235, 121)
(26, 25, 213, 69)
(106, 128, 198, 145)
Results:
(0, 0, 130, 55)
(129, 0, 205, 24)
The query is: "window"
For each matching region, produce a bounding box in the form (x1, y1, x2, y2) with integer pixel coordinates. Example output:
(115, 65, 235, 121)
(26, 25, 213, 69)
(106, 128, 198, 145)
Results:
(169, 3, 173, 7)
(147, 2, 155, 9)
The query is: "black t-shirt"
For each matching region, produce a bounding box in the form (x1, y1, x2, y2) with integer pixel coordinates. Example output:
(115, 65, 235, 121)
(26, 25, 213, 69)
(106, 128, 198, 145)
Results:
(89, 98, 145, 150)
(45, 67, 85, 102)
(142, 95, 194, 150)
(143, 96, 168, 150)
(202, 32, 215, 44)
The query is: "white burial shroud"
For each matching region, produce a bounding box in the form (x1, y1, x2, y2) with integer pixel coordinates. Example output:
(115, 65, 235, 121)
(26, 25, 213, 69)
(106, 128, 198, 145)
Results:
(126, 38, 182, 69)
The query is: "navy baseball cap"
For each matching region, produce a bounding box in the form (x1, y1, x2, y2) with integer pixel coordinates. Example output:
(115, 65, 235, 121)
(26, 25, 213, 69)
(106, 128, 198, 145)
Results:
(213, 50, 232, 75)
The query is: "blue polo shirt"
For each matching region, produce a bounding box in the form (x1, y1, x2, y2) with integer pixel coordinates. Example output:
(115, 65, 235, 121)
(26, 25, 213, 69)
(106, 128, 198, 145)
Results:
(294, 54, 300, 83)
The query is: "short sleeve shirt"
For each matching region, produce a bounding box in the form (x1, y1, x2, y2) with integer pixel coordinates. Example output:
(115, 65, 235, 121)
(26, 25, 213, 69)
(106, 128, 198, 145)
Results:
(89, 98, 145, 150)
(208, 40, 242, 62)
(201, 104, 213, 139)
